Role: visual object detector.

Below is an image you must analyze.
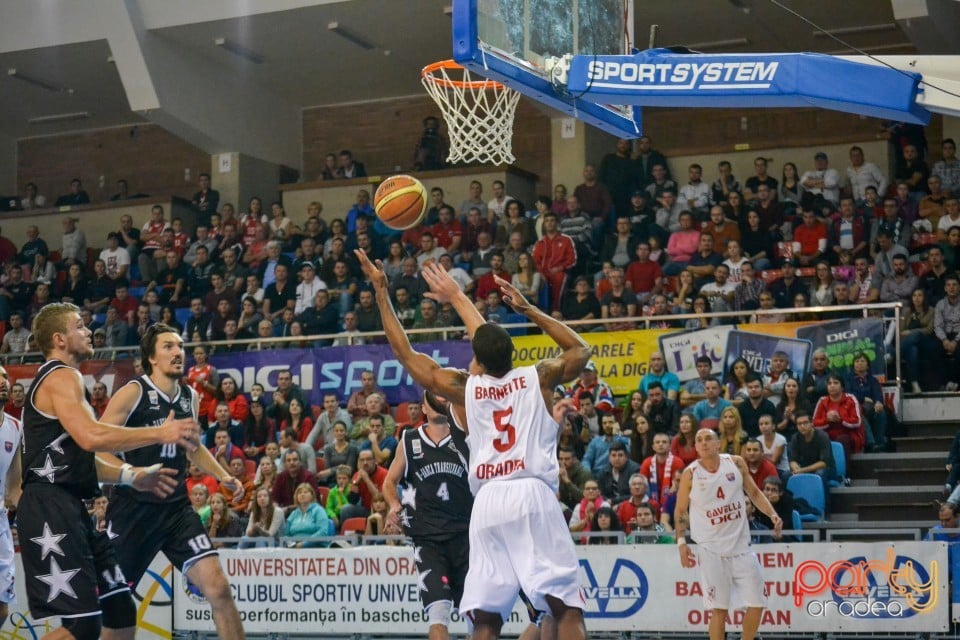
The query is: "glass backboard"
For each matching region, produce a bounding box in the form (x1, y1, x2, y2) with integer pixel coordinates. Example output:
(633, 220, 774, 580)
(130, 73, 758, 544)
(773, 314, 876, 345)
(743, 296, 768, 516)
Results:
(452, 0, 642, 137)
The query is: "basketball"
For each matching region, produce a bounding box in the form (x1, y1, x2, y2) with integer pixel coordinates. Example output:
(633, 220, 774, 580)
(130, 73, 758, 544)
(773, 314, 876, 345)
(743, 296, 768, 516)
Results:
(374, 175, 427, 230)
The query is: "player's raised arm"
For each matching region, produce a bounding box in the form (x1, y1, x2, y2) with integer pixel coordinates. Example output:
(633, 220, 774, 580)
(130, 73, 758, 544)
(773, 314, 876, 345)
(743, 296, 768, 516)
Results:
(44, 368, 199, 453)
(422, 260, 485, 338)
(494, 275, 591, 388)
(382, 433, 407, 530)
(355, 249, 467, 404)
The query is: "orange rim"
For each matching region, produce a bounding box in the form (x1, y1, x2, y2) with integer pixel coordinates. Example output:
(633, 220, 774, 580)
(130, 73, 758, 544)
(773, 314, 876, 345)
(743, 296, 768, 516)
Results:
(422, 60, 505, 90)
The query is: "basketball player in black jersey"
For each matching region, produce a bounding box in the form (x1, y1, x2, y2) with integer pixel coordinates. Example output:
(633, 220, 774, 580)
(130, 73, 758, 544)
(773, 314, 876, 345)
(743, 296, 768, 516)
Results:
(19, 303, 200, 640)
(383, 390, 472, 640)
(98, 323, 246, 640)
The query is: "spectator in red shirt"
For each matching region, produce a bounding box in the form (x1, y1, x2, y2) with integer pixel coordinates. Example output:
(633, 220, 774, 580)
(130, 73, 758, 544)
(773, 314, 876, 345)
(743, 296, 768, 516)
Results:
(617, 474, 661, 534)
(272, 448, 319, 514)
(89, 381, 109, 419)
(474, 252, 510, 301)
(794, 208, 828, 267)
(459, 206, 493, 266)
(186, 462, 220, 497)
(533, 213, 577, 311)
(625, 242, 663, 307)
(109, 279, 140, 325)
(339, 449, 387, 521)
(813, 374, 865, 458)
(430, 205, 462, 253)
(742, 439, 779, 489)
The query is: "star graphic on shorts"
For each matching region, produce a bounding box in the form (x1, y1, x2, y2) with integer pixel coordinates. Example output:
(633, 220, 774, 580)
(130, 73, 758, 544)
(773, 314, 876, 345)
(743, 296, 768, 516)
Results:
(105, 521, 118, 540)
(36, 557, 80, 602)
(30, 454, 67, 483)
(30, 523, 66, 561)
(413, 546, 422, 564)
(400, 511, 412, 528)
(400, 485, 417, 511)
(417, 568, 432, 593)
(46, 433, 70, 455)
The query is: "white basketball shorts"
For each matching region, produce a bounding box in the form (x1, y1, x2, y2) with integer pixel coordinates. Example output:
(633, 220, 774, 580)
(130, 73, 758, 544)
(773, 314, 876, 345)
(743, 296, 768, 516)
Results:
(696, 547, 765, 610)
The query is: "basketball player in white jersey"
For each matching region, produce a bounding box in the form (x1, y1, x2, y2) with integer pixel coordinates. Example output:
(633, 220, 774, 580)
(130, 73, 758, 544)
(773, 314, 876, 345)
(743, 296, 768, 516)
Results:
(674, 428, 782, 640)
(0, 365, 22, 628)
(356, 249, 590, 640)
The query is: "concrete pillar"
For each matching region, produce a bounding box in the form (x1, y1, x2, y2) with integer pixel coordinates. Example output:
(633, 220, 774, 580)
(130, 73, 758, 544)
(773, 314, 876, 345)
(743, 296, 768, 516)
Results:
(551, 118, 588, 193)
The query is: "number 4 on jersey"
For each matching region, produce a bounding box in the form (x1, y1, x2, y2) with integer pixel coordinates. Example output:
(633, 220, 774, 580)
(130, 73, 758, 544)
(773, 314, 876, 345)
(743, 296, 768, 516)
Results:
(716, 486, 725, 500)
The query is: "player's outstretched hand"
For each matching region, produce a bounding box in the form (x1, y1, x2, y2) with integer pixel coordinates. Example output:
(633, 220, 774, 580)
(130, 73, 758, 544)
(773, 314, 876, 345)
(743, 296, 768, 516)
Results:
(771, 514, 783, 537)
(387, 503, 401, 530)
(132, 463, 179, 499)
(159, 411, 200, 452)
(678, 540, 696, 568)
(494, 275, 532, 314)
(422, 261, 461, 304)
(354, 249, 388, 291)
(222, 476, 245, 504)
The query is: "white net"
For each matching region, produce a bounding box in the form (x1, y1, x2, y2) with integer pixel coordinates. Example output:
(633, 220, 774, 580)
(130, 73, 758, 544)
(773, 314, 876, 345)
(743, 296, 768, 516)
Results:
(422, 61, 522, 166)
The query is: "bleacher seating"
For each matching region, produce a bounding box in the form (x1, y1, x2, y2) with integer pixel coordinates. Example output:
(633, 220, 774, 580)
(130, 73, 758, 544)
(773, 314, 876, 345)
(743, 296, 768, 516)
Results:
(788, 473, 827, 523)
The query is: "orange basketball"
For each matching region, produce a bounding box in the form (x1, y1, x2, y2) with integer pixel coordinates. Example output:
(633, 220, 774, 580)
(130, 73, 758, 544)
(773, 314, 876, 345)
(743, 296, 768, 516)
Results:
(374, 175, 427, 230)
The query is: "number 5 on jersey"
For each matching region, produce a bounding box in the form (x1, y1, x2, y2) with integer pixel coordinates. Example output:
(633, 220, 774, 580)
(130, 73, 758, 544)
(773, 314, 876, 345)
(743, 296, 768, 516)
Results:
(492, 408, 517, 452)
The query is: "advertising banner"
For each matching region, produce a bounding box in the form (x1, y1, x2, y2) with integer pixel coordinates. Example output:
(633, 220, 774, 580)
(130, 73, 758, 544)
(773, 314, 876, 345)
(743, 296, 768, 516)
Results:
(723, 331, 812, 382)
(172, 542, 947, 635)
(797, 318, 887, 380)
(5, 359, 136, 397)
(659, 326, 733, 382)
(513, 329, 670, 395)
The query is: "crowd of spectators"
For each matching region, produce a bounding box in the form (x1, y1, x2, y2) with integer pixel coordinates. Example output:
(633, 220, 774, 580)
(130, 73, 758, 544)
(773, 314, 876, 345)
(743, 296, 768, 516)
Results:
(6, 124, 959, 545)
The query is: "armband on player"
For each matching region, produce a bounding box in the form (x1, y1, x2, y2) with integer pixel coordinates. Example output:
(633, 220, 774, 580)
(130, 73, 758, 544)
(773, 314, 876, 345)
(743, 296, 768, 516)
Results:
(676, 536, 687, 545)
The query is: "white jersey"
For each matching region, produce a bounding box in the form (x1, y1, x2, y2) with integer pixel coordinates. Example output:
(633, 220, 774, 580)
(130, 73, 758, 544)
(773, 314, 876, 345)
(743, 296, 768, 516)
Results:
(464, 365, 559, 495)
(0, 412, 20, 500)
(688, 454, 750, 556)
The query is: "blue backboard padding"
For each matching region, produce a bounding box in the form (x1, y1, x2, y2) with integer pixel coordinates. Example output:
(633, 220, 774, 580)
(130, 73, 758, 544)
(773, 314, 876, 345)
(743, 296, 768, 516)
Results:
(566, 49, 930, 125)
(452, 0, 643, 138)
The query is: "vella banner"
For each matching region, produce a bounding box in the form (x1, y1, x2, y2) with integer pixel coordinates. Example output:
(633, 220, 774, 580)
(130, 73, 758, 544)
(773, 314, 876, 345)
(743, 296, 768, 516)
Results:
(566, 49, 930, 124)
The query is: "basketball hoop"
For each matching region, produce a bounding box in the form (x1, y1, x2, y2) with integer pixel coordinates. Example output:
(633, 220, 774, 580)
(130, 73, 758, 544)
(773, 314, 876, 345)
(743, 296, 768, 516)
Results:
(421, 60, 522, 166)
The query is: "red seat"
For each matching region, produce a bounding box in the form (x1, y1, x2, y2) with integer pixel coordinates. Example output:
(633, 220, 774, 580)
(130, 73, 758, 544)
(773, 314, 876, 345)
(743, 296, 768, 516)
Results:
(393, 402, 411, 426)
(912, 261, 930, 277)
(311, 406, 323, 421)
(761, 269, 782, 285)
(662, 276, 678, 294)
(244, 459, 256, 478)
(316, 486, 330, 507)
(340, 517, 367, 535)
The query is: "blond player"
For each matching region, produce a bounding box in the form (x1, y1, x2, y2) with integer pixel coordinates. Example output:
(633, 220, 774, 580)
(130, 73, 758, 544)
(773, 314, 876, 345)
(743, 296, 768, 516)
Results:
(674, 428, 782, 640)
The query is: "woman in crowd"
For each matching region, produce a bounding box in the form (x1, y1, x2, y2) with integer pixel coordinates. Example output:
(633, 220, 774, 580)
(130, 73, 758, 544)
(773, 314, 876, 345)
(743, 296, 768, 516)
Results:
(557, 411, 587, 462)
(792, 292, 817, 322)
(187, 344, 219, 429)
(211, 374, 249, 425)
(512, 252, 542, 302)
(588, 506, 624, 545)
(900, 287, 935, 393)
(551, 184, 569, 217)
(759, 416, 790, 482)
(381, 240, 408, 281)
(684, 295, 716, 330)
(286, 483, 334, 546)
(237, 296, 264, 340)
(207, 493, 244, 547)
(365, 494, 392, 536)
(242, 397, 275, 461)
(844, 352, 887, 452)
(623, 391, 646, 432)
(159, 304, 183, 335)
(774, 377, 810, 440)
(670, 413, 699, 467)
(813, 374, 865, 459)
(254, 456, 278, 494)
(718, 406, 748, 456)
(496, 199, 535, 248)
(724, 191, 749, 227)
(723, 239, 748, 284)
(281, 397, 314, 444)
(779, 162, 803, 217)
(630, 415, 656, 465)
(739, 210, 774, 271)
(267, 201, 295, 244)
(725, 357, 753, 404)
(321, 153, 341, 180)
(240, 488, 285, 548)
(319, 421, 359, 486)
(671, 269, 697, 314)
(568, 480, 609, 534)
(323, 218, 348, 257)
(58, 263, 87, 306)
(809, 261, 835, 307)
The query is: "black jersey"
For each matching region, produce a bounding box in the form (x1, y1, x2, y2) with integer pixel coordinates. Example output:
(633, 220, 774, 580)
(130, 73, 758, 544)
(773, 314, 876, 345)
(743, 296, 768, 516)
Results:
(399, 425, 472, 539)
(22, 360, 99, 499)
(115, 375, 197, 504)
